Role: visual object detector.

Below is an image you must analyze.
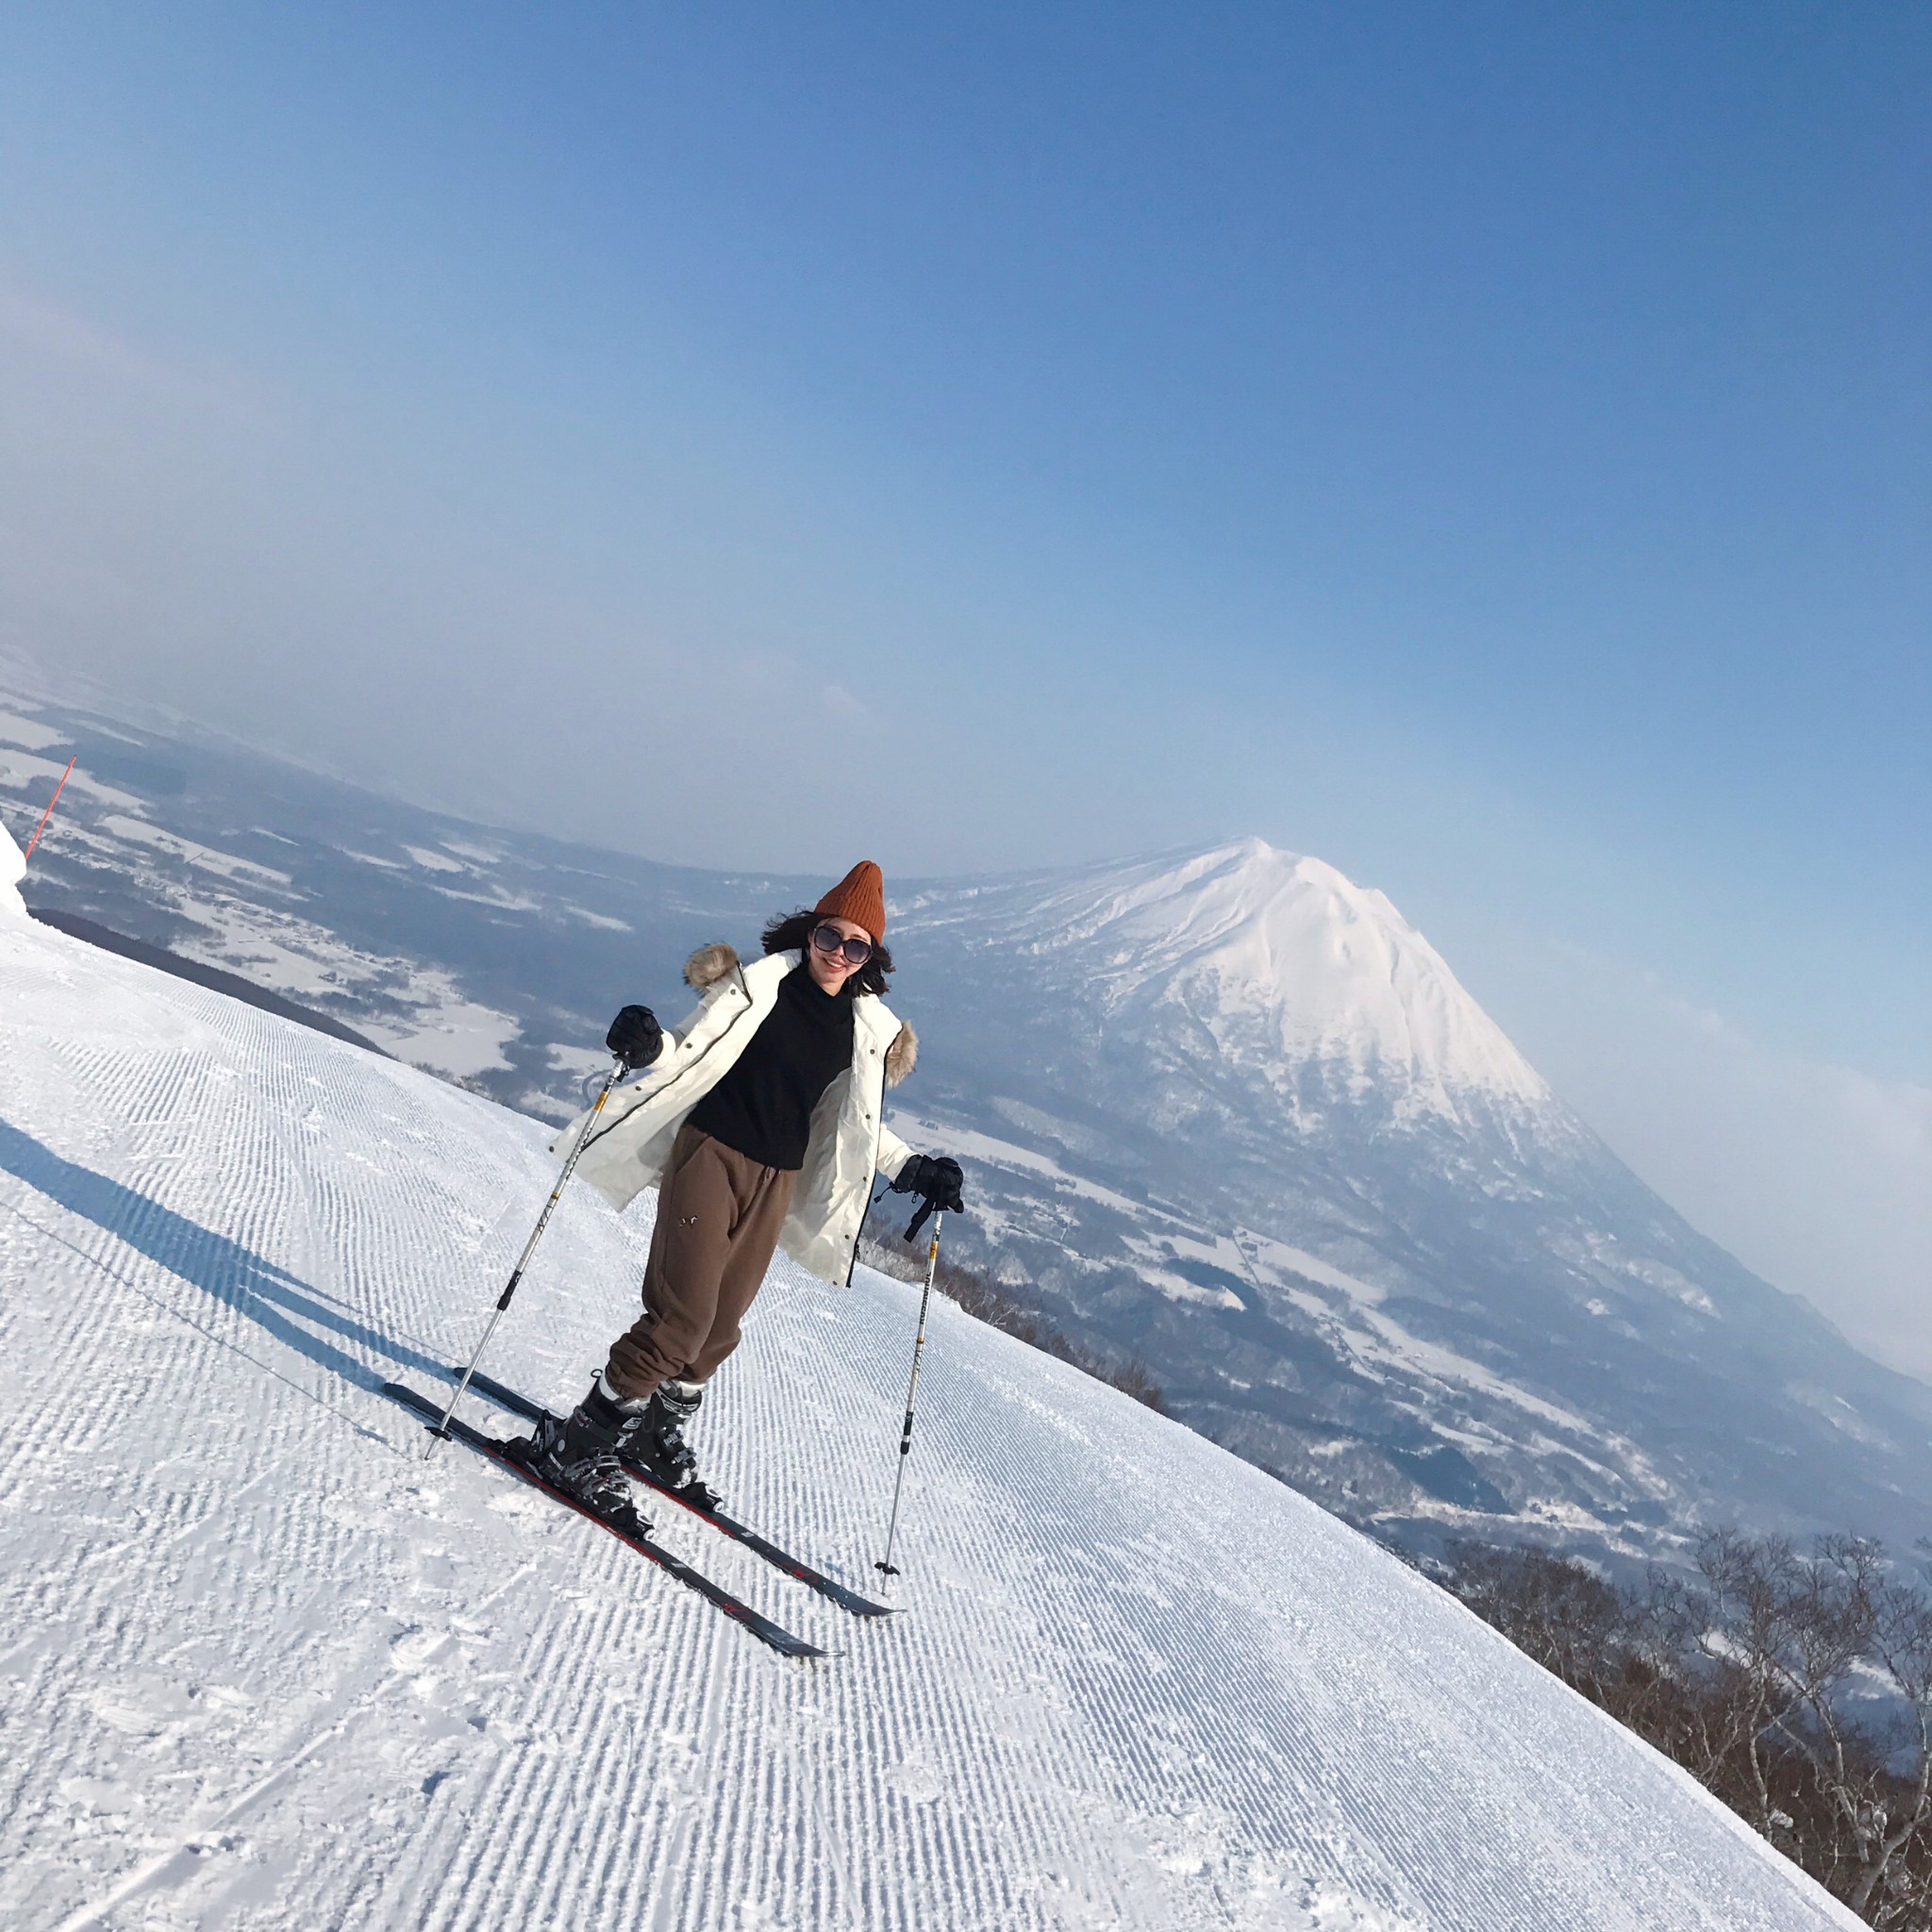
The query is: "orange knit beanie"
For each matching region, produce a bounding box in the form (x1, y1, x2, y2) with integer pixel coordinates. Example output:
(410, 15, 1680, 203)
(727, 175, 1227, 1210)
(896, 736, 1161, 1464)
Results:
(814, 860, 886, 940)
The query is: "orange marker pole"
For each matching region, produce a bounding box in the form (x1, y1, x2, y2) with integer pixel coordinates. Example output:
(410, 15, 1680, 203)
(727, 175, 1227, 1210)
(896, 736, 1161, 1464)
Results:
(22, 757, 77, 862)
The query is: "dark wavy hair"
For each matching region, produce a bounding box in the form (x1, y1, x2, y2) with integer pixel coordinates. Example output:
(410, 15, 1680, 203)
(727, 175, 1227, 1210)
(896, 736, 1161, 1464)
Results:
(761, 908, 893, 997)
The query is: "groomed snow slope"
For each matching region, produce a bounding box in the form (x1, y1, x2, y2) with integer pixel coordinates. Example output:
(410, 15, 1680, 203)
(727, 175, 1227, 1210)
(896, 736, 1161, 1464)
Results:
(0, 919, 1857, 1932)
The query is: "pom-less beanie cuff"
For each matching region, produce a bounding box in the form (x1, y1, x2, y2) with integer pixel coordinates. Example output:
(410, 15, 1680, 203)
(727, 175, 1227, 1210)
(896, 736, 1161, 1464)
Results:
(813, 860, 887, 940)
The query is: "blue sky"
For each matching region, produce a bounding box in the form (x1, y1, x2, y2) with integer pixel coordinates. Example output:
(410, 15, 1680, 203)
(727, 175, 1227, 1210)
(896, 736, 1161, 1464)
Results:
(1, 7, 1926, 1357)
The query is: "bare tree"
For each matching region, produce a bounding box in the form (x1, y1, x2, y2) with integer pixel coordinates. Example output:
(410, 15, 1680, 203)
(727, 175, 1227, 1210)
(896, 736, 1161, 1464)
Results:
(1691, 1533, 1873, 1840)
(1843, 1560, 1932, 1923)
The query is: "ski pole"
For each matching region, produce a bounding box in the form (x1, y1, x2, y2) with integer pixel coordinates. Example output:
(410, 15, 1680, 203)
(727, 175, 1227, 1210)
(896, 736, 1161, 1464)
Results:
(875, 1205, 946, 1585)
(427, 1055, 626, 1455)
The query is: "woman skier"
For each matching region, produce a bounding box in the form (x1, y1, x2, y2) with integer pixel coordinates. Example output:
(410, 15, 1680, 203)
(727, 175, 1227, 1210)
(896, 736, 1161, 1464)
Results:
(515, 860, 965, 1521)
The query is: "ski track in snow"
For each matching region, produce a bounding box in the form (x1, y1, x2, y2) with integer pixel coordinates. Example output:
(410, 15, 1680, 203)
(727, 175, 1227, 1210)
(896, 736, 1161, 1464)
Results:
(0, 922, 1857, 1930)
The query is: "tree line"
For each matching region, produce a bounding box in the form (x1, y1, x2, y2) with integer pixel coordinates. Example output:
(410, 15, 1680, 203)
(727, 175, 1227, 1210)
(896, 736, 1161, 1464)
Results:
(1441, 1532, 1932, 1925)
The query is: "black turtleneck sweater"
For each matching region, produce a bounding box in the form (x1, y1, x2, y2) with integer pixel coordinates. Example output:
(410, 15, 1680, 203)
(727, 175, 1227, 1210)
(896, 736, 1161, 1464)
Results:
(688, 963, 856, 1171)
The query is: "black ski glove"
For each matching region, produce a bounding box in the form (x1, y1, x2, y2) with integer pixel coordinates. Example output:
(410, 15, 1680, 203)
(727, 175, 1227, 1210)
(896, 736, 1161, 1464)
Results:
(891, 1154, 965, 1214)
(606, 1004, 663, 1071)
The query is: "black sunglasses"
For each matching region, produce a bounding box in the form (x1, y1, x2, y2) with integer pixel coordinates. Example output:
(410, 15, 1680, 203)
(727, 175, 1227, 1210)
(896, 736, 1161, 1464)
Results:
(810, 922, 873, 967)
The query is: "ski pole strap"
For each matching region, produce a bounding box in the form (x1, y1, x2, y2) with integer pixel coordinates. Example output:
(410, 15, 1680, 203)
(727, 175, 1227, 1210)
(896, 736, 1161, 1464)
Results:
(902, 1198, 935, 1243)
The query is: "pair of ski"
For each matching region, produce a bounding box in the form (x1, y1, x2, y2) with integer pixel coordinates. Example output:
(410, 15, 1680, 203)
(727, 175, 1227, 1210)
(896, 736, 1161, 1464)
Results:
(384, 1367, 891, 1661)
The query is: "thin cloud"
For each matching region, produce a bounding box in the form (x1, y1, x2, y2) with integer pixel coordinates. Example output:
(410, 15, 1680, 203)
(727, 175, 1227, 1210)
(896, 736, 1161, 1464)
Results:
(1496, 934, 1932, 1380)
(0, 279, 281, 427)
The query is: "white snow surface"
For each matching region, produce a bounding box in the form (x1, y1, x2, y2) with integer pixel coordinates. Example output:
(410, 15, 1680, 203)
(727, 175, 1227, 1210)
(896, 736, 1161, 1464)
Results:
(0, 920, 1857, 1931)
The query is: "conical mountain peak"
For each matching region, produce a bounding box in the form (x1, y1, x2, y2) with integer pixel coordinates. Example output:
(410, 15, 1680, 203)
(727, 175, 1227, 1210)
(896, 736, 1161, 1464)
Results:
(917, 841, 1552, 1123)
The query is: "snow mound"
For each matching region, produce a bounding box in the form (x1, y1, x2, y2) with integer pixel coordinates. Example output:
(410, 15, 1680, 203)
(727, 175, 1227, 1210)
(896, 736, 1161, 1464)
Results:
(0, 919, 1853, 1929)
(0, 810, 25, 921)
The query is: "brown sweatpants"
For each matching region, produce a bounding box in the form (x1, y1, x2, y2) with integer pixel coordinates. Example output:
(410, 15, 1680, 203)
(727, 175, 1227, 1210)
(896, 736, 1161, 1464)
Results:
(603, 1124, 797, 1403)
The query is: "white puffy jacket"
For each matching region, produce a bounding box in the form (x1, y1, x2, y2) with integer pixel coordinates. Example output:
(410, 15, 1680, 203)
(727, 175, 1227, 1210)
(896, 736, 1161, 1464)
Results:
(561, 943, 919, 1285)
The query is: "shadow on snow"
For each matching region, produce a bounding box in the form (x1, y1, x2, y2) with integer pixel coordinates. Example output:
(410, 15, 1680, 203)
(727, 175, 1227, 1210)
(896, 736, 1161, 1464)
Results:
(0, 1113, 447, 1397)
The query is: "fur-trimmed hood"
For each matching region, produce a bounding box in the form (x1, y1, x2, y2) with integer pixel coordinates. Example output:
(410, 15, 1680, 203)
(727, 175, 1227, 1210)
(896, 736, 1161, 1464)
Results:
(682, 941, 741, 992)
(683, 941, 917, 1086)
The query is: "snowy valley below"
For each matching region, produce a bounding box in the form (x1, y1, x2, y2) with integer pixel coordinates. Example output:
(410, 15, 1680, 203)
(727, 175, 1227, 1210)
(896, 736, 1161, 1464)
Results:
(8, 688, 1931, 1581)
(0, 890, 1862, 1928)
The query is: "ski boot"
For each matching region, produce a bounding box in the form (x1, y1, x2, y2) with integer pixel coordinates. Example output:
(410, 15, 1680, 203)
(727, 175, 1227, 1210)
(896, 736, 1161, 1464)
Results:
(509, 1379, 649, 1528)
(628, 1379, 722, 1511)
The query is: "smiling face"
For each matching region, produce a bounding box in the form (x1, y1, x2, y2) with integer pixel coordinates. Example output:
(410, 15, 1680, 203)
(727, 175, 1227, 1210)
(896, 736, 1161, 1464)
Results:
(806, 914, 874, 993)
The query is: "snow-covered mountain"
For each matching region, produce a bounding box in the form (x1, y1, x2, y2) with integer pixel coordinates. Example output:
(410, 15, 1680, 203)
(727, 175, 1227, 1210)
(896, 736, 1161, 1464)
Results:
(8, 685, 1932, 1572)
(0, 908, 1862, 1929)
(905, 838, 1553, 1125)
(891, 840, 1932, 1563)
